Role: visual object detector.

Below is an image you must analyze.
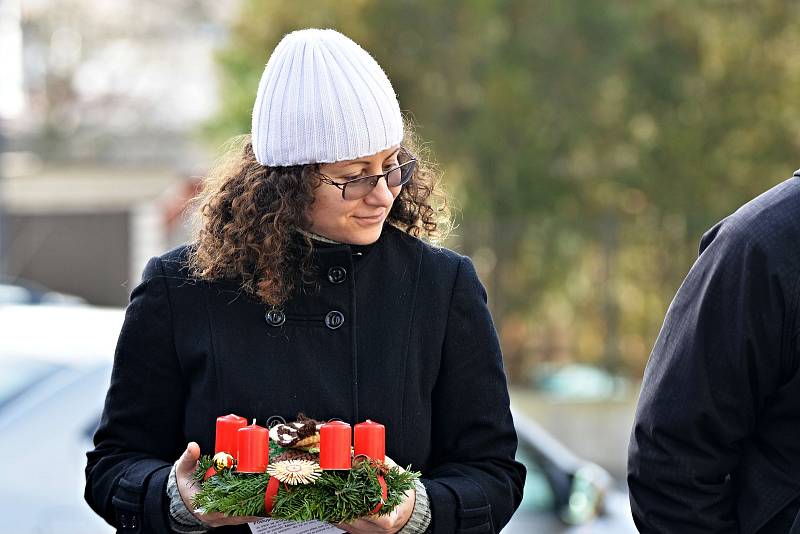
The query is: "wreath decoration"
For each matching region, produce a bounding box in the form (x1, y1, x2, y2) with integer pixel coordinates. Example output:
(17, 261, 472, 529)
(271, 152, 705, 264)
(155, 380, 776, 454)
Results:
(191, 415, 419, 523)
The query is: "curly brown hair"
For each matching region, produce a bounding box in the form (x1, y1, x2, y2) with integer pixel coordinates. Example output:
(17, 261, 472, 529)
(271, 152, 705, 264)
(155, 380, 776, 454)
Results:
(186, 122, 451, 306)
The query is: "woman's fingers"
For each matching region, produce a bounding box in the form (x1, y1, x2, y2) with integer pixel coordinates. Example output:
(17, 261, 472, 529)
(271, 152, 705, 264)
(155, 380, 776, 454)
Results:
(200, 512, 264, 527)
(334, 518, 374, 533)
(171, 443, 264, 527)
(335, 513, 405, 534)
(176, 441, 201, 478)
(174, 442, 205, 516)
(383, 455, 404, 472)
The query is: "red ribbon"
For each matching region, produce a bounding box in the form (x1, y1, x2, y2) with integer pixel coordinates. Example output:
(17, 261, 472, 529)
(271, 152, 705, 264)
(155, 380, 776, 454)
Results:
(203, 466, 217, 481)
(264, 476, 281, 516)
(369, 474, 388, 515)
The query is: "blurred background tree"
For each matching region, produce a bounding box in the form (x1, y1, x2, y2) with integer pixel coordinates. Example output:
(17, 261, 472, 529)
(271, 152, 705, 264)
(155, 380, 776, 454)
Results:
(204, 0, 800, 384)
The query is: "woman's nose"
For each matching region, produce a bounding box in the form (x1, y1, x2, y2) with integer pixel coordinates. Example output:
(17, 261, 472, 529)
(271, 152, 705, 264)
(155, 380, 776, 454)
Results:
(363, 175, 396, 205)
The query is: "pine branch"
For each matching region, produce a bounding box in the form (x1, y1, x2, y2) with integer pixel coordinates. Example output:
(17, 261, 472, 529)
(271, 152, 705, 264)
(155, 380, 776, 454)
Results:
(193, 455, 214, 484)
(192, 461, 419, 522)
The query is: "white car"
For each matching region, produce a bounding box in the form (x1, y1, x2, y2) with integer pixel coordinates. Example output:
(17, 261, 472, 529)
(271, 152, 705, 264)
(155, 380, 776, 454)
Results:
(0, 304, 120, 534)
(0, 281, 87, 305)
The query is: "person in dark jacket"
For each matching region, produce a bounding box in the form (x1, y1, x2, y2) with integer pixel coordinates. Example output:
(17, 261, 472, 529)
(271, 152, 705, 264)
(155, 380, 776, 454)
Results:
(84, 28, 525, 534)
(628, 171, 800, 533)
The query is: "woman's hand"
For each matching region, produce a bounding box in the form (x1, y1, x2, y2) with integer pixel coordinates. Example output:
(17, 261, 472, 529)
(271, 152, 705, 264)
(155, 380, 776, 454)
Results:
(334, 457, 416, 534)
(175, 442, 264, 528)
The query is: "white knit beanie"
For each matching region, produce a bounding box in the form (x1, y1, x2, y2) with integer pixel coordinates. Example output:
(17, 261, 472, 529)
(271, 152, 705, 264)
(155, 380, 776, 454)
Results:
(251, 28, 404, 167)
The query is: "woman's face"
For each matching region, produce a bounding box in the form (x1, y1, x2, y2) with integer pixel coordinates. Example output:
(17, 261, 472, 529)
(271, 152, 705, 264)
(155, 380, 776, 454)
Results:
(311, 145, 402, 244)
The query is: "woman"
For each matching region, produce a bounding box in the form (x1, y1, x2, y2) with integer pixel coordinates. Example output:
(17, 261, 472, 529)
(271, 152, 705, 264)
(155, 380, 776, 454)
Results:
(85, 28, 525, 534)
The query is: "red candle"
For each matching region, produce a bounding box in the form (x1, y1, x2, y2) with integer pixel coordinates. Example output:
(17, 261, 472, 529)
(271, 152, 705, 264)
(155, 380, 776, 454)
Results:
(320, 420, 352, 470)
(236, 419, 268, 473)
(354, 419, 385, 462)
(215, 414, 247, 456)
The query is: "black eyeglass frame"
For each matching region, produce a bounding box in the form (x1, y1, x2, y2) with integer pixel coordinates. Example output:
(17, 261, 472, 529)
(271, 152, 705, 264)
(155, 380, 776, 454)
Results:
(318, 153, 417, 200)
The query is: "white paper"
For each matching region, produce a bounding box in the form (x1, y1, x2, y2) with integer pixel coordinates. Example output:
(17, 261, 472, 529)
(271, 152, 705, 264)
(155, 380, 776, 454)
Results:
(248, 518, 344, 534)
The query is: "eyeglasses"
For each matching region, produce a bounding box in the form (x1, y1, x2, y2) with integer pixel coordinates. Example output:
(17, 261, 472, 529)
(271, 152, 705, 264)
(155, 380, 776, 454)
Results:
(319, 157, 417, 200)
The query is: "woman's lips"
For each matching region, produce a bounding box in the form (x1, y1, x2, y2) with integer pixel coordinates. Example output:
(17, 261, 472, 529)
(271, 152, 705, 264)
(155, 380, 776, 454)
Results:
(353, 213, 385, 224)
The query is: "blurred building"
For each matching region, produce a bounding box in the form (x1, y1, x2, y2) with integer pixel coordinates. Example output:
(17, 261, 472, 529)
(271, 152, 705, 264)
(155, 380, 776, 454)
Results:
(3, 163, 201, 306)
(0, 0, 239, 305)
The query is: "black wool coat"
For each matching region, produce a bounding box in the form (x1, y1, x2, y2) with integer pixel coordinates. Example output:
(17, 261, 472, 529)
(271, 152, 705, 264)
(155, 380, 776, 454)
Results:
(628, 172, 800, 533)
(85, 224, 525, 534)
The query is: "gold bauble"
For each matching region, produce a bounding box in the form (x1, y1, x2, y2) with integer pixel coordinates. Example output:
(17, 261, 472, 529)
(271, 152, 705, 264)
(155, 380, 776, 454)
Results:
(212, 452, 235, 471)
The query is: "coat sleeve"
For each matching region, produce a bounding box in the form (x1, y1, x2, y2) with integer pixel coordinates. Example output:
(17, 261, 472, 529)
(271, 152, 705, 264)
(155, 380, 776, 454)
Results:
(627, 219, 794, 533)
(85, 256, 186, 533)
(421, 256, 526, 534)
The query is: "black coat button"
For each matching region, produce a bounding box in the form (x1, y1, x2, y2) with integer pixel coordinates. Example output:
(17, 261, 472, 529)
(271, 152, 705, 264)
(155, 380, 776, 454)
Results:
(265, 309, 286, 327)
(325, 310, 345, 330)
(327, 266, 347, 284)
